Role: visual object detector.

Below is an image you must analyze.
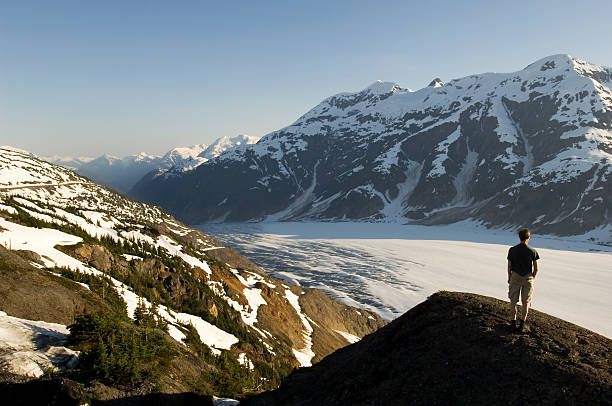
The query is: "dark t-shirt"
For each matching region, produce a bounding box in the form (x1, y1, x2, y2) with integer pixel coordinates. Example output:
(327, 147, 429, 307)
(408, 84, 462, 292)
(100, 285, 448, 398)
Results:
(507, 243, 540, 276)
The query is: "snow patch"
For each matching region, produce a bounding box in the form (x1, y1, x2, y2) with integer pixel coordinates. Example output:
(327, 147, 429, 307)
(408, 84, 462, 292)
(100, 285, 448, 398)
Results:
(334, 329, 361, 344)
(284, 289, 315, 367)
(0, 312, 79, 378)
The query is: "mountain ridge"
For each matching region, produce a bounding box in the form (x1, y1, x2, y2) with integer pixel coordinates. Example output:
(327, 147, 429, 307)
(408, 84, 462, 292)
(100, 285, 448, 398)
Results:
(129, 54, 612, 242)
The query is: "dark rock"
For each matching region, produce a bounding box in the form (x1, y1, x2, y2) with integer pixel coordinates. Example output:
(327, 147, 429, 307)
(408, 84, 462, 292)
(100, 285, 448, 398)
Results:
(243, 292, 612, 406)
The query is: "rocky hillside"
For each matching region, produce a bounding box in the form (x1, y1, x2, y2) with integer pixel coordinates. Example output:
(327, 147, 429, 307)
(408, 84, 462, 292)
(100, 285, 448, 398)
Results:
(130, 54, 612, 239)
(0, 146, 383, 401)
(244, 291, 612, 406)
(46, 135, 259, 193)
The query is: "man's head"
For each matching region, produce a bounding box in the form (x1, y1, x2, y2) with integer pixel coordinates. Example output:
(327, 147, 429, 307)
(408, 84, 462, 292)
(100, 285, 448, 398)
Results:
(518, 228, 530, 242)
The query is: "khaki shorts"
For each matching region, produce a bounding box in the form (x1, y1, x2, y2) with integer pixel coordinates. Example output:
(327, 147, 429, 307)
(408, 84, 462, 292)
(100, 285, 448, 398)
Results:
(508, 272, 534, 305)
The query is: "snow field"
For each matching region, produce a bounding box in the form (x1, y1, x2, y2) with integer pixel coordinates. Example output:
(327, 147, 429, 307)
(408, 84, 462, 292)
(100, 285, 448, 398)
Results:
(0, 148, 75, 187)
(156, 235, 212, 275)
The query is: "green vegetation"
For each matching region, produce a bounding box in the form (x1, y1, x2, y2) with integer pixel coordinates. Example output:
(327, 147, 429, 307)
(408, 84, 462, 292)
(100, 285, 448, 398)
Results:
(134, 299, 169, 333)
(67, 312, 174, 387)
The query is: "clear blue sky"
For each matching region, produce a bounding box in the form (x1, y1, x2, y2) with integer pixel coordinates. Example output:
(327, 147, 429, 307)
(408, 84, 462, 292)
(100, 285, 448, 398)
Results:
(1, 0, 611, 157)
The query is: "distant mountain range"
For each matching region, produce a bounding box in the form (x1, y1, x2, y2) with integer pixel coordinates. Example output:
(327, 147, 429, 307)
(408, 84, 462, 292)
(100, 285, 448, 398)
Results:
(128, 54, 612, 238)
(45, 134, 259, 193)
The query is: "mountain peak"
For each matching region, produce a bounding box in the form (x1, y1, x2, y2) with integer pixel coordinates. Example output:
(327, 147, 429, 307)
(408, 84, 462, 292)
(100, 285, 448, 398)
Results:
(197, 134, 259, 160)
(128, 54, 612, 238)
(133, 152, 158, 162)
(428, 77, 444, 88)
(364, 80, 400, 95)
(523, 53, 575, 72)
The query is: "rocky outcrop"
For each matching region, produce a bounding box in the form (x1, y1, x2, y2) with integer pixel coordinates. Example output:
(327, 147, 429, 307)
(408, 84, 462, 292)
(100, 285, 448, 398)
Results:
(69, 243, 115, 272)
(244, 291, 612, 406)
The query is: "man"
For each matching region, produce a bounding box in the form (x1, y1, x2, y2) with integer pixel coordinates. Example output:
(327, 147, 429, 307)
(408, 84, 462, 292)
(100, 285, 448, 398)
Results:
(507, 228, 540, 332)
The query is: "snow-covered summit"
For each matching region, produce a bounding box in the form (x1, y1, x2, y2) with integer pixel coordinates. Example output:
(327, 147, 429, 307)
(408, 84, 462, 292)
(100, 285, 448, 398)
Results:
(523, 53, 576, 72)
(428, 78, 444, 88)
(199, 134, 259, 160)
(152, 135, 260, 179)
(41, 155, 94, 171)
(130, 54, 612, 240)
(162, 143, 209, 172)
(364, 80, 402, 95)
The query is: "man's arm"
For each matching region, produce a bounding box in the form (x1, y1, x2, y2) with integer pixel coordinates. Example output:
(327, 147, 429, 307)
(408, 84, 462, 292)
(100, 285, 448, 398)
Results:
(507, 260, 512, 283)
(532, 260, 538, 278)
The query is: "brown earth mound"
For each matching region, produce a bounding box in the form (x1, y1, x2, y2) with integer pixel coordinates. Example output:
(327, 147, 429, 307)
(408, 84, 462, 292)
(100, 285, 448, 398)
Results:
(243, 291, 612, 406)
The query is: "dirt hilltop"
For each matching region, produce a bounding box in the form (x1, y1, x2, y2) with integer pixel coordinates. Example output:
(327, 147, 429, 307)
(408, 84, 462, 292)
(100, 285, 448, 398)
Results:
(243, 291, 612, 406)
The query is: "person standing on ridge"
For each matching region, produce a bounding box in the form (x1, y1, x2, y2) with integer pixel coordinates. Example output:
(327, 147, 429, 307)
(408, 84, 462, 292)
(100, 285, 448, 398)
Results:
(507, 228, 540, 332)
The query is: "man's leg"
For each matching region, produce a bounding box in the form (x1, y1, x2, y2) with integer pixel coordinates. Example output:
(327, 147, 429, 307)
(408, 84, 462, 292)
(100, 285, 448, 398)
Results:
(517, 275, 534, 331)
(520, 301, 530, 321)
(508, 272, 520, 328)
(509, 301, 518, 320)
(509, 301, 518, 330)
(521, 275, 535, 321)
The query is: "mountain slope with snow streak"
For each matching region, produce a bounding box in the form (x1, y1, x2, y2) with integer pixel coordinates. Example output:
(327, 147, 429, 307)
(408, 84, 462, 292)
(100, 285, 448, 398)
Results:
(130, 55, 612, 241)
(0, 146, 383, 393)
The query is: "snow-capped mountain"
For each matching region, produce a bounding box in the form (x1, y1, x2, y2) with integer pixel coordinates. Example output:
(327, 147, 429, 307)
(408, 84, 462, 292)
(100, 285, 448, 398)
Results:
(130, 55, 612, 237)
(160, 143, 209, 171)
(155, 135, 260, 177)
(0, 146, 382, 396)
(200, 135, 260, 161)
(46, 135, 259, 193)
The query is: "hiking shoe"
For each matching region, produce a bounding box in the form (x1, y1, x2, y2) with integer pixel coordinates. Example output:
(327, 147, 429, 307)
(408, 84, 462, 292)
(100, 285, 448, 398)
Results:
(510, 320, 518, 331)
(518, 320, 526, 332)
